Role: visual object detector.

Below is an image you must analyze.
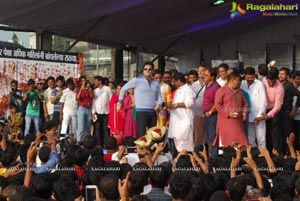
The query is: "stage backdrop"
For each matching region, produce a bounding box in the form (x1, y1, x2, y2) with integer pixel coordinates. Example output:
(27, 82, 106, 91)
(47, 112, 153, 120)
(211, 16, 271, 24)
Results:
(0, 46, 82, 114)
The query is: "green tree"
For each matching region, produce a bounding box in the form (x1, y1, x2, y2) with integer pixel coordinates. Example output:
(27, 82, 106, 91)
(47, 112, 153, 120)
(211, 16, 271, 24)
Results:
(52, 35, 72, 51)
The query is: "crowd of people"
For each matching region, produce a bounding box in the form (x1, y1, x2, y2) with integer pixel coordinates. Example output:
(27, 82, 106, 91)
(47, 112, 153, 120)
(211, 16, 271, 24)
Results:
(0, 61, 300, 200)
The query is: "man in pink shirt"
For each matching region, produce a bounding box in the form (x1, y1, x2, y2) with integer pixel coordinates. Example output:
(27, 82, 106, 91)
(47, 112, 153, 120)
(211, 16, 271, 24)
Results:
(255, 67, 284, 153)
(202, 67, 220, 157)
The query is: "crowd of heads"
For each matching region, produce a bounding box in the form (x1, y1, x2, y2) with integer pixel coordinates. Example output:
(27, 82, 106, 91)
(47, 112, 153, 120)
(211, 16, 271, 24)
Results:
(1, 61, 300, 201)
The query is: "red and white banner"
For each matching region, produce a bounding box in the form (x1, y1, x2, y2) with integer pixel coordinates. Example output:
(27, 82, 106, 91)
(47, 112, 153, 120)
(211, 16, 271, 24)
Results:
(0, 46, 82, 100)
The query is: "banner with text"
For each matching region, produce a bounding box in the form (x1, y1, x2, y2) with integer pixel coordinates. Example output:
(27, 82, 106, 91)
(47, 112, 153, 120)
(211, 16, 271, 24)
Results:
(0, 46, 81, 97)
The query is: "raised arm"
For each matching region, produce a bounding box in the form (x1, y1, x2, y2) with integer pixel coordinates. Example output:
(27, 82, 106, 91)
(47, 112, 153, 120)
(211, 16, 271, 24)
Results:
(259, 148, 277, 174)
(286, 133, 296, 159)
(117, 78, 136, 111)
(118, 78, 137, 104)
(24, 142, 38, 188)
(243, 157, 264, 189)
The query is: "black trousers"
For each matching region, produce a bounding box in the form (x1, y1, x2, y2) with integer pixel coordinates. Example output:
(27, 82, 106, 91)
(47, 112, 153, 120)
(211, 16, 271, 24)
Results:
(53, 111, 62, 137)
(279, 110, 293, 154)
(53, 111, 60, 126)
(93, 114, 110, 146)
(136, 111, 157, 138)
(266, 112, 281, 154)
(266, 110, 293, 154)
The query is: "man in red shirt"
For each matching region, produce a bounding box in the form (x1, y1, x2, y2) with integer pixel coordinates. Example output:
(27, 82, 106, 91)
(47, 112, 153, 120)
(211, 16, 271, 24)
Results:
(76, 76, 94, 143)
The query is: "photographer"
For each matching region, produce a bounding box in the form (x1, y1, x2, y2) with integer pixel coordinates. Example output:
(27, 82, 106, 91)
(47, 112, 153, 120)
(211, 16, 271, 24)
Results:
(33, 120, 60, 174)
(112, 136, 139, 166)
(76, 76, 93, 143)
(23, 79, 44, 136)
(8, 80, 25, 113)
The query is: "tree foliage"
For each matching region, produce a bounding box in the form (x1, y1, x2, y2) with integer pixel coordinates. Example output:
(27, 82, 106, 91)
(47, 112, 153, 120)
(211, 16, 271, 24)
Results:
(52, 35, 71, 51)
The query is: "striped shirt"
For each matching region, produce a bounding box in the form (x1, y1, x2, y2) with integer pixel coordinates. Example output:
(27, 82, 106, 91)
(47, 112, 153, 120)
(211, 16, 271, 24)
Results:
(51, 88, 62, 112)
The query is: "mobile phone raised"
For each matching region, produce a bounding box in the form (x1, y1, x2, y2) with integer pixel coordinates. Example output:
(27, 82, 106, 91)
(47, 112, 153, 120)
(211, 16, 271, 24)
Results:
(85, 185, 99, 201)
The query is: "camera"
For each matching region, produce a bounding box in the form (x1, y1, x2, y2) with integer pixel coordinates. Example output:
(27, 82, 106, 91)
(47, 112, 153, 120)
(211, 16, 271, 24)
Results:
(59, 134, 76, 157)
(125, 146, 136, 154)
(17, 134, 24, 140)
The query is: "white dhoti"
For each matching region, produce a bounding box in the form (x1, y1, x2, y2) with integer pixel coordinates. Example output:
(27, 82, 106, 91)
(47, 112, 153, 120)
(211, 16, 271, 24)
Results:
(168, 84, 195, 152)
(248, 121, 266, 148)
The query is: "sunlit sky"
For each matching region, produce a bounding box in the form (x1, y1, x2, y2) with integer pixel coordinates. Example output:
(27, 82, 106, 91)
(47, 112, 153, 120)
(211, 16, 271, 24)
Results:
(0, 30, 30, 47)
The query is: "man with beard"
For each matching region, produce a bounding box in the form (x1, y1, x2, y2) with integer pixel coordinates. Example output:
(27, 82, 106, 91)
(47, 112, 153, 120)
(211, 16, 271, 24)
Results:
(168, 72, 195, 152)
(277, 67, 300, 154)
(241, 67, 267, 148)
(255, 68, 284, 153)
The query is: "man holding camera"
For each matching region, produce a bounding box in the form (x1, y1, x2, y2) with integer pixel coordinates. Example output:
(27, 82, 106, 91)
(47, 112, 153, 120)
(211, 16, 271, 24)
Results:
(76, 76, 94, 143)
(8, 80, 25, 113)
(23, 79, 44, 136)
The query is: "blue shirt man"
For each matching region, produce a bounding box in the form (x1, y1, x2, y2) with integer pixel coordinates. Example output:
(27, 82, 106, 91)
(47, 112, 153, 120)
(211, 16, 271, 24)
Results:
(118, 62, 162, 138)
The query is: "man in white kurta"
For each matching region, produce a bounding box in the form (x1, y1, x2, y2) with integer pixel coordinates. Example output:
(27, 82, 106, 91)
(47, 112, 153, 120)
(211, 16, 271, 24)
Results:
(60, 79, 78, 137)
(241, 67, 267, 148)
(168, 73, 195, 152)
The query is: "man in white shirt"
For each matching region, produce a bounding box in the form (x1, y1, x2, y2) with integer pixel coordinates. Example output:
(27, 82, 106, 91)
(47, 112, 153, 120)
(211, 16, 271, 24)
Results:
(241, 67, 267, 148)
(43, 77, 55, 120)
(60, 78, 78, 137)
(92, 76, 112, 146)
(168, 72, 195, 152)
(216, 63, 229, 87)
(191, 65, 206, 145)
